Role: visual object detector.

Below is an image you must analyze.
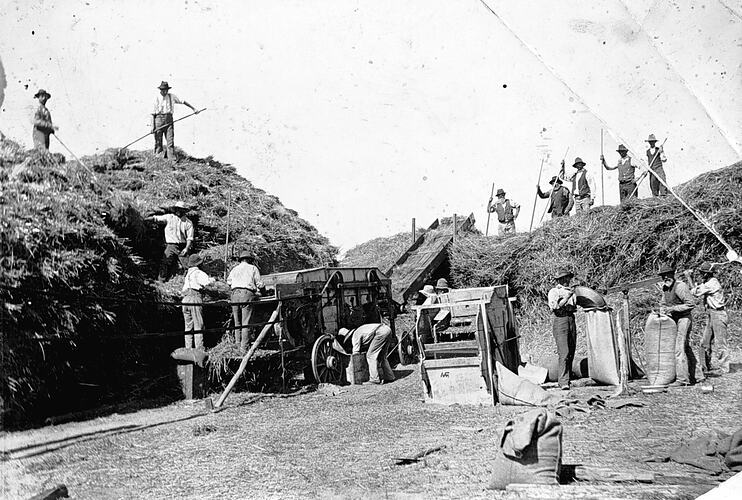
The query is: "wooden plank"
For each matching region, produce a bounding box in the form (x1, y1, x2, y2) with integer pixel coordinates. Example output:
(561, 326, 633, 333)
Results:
(424, 340, 480, 354)
(573, 465, 654, 483)
(505, 483, 684, 499)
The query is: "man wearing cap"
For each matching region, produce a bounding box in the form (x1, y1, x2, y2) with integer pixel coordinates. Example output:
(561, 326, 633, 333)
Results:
(568, 157, 596, 213)
(338, 324, 396, 385)
(227, 251, 265, 350)
(181, 254, 215, 349)
(152, 81, 199, 161)
(548, 269, 577, 390)
(645, 134, 668, 197)
(601, 144, 637, 203)
(487, 189, 521, 236)
(689, 262, 729, 374)
(32, 89, 58, 151)
(149, 201, 195, 281)
(537, 176, 574, 218)
(658, 265, 702, 386)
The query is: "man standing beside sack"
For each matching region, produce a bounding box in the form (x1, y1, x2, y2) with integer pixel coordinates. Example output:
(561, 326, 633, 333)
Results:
(658, 265, 704, 386)
(548, 269, 577, 390)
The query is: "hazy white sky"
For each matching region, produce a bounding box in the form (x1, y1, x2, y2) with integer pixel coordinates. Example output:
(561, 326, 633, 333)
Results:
(1, 0, 740, 251)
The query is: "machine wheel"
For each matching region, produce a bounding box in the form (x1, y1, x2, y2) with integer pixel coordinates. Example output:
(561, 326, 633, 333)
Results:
(397, 332, 417, 366)
(311, 334, 344, 384)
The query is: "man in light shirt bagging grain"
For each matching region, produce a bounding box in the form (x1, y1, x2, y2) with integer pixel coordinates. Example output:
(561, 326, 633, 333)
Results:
(149, 201, 195, 281)
(181, 254, 215, 349)
(152, 81, 199, 161)
(690, 262, 730, 375)
(227, 251, 265, 350)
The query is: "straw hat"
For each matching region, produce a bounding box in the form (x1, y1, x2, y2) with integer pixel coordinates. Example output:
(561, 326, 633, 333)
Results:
(548, 176, 563, 185)
(238, 250, 255, 261)
(657, 264, 675, 276)
(435, 278, 449, 290)
(172, 201, 189, 212)
(616, 144, 628, 152)
(554, 268, 573, 280)
(645, 134, 658, 142)
(572, 157, 586, 168)
(34, 89, 51, 98)
(187, 254, 204, 268)
(419, 285, 436, 297)
(157, 81, 171, 90)
(496, 188, 506, 197)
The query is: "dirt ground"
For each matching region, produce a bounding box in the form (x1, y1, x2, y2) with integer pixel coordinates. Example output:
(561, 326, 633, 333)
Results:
(2, 361, 741, 499)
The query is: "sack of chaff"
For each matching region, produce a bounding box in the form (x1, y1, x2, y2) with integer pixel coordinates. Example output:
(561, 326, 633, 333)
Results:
(488, 408, 563, 490)
(644, 313, 676, 386)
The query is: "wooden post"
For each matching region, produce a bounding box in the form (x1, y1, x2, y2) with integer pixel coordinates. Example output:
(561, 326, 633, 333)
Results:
(213, 304, 280, 408)
(453, 213, 458, 242)
(223, 187, 232, 280)
(600, 128, 605, 206)
(411, 217, 416, 246)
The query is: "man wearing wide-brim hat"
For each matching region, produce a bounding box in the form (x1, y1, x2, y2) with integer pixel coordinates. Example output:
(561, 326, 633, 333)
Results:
(537, 175, 574, 218)
(32, 89, 58, 151)
(689, 262, 729, 375)
(434, 278, 450, 294)
(645, 133, 668, 197)
(657, 264, 702, 386)
(547, 268, 577, 390)
(487, 188, 521, 236)
(149, 200, 195, 281)
(227, 250, 265, 349)
(181, 254, 215, 349)
(568, 157, 596, 213)
(601, 144, 637, 203)
(338, 324, 396, 385)
(152, 81, 199, 161)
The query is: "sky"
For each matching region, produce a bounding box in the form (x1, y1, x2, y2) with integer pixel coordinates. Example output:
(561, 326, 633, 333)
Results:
(1, 0, 740, 253)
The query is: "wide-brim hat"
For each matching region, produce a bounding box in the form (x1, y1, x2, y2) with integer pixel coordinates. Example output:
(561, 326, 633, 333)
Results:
(496, 188, 506, 197)
(645, 134, 658, 142)
(419, 285, 436, 297)
(157, 81, 171, 90)
(554, 268, 573, 280)
(172, 201, 189, 211)
(34, 89, 51, 98)
(338, 327, 353, 341)
(616, 144, 628, 152)
(435, 278, 449, 290)
(548, 176, 563, 185)
(698, 262, 715, 274)
(238, 250, 254, 261)
(188, 254, 204, 268)
(572, 157, 586, 168)
(657, 264, 675, 276)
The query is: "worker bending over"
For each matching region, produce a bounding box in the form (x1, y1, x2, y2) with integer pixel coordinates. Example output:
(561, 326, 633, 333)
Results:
(339, 324, 396, 385)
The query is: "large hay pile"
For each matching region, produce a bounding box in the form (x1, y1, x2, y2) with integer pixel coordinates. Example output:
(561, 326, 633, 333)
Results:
(1, 138, 337, 427)
(342, 229, 426, 272)
(450, 162, 742, 360)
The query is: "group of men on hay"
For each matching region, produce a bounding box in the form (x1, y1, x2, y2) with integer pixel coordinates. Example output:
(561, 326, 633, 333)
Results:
(487, 134, 668, 237)
(548, 263, 729, 390)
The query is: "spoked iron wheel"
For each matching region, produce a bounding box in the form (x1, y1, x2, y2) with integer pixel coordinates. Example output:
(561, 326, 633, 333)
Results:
(311, 334, 343, 384)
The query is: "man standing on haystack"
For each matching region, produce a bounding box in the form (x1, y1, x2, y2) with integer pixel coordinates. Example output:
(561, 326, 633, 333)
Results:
(227, 251, 264, 350)
(152, 81, 200, 161)
(646, 133, 668, 197)
(338, 324, 396, 385)
(548, 269, 577, 390)
(32, 89, 58, 150)
(150, 201, 195, 281)
(568, 157, 596, 213)
(487, 189, 521, 236)
(689, 262, 730, 375)
(182, 254, 215, 349)
(601, 144, 637, 203)
(658, 265, 703, 386)
(536, 176, 573, 218)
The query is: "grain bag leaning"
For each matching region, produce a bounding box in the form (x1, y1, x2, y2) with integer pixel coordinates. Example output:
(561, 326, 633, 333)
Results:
(644, 313, 677, 386)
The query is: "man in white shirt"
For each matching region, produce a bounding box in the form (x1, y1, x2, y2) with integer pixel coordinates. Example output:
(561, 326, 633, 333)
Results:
(150, 201, 195, 281)
(227, 251, 265, 349)
(568, 157, 597, 213)
(338, 324, 396, 385)
(690, 262, 729, 374)
(152, 81, 199, 161)
(181, 254, 215, 349)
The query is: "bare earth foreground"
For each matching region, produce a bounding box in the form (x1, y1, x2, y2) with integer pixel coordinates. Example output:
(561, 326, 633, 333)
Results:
(2, 364, 741, 500)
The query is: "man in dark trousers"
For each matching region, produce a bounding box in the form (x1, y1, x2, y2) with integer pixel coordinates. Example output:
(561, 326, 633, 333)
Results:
(32, 89, 57, 150)
(658, 264, 703, 386)
(152, 81, 199, 161)
(690, 262, 729, 375)
(548, 269, 577, 390)
(537, 176, 574, 218)
(646, 133, 668, 197)
(601, 144, 636, 203)
(227, 251, 265, 350)
(487, 188, 521, 236)
(338, 324, 396, 385)
(149, 201, 195, 281)
(568, 157, 596, 213)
